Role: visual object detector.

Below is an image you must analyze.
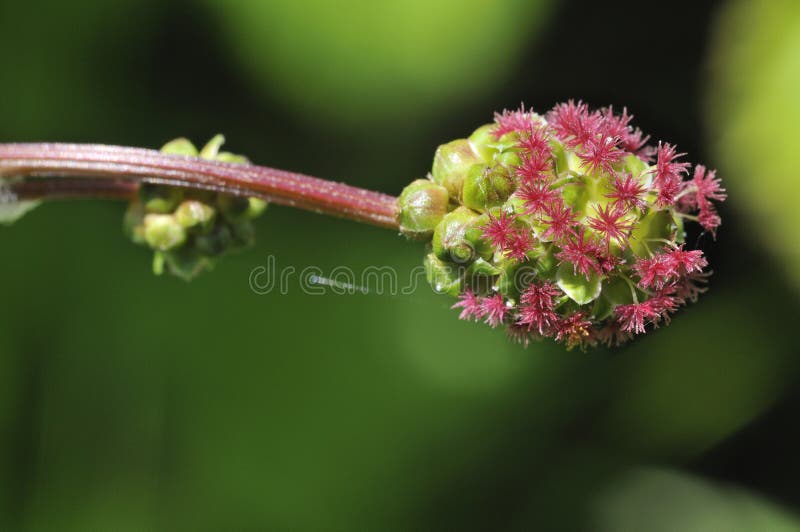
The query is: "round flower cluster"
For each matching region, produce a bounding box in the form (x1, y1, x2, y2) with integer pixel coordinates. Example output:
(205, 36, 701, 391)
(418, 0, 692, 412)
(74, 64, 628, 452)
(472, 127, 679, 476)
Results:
(398, 102, 726, 349)
(124, 135, 268, 280)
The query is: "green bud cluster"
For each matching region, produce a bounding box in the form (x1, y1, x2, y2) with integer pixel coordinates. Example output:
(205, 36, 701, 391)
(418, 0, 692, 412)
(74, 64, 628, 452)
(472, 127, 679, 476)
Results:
(124, 135, 268, 280)
(397, 103, 722, 349)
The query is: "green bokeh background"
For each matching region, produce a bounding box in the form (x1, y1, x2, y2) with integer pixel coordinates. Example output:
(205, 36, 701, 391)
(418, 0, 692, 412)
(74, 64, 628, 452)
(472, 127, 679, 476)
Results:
(2, 0, 800, 530)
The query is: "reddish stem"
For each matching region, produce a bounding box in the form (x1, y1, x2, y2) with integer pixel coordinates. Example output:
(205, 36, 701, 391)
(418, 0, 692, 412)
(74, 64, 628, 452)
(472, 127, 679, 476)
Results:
(0, 143, 400, 229)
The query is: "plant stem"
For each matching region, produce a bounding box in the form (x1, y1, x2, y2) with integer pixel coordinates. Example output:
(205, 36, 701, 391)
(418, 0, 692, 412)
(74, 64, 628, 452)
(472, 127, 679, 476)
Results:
(0, 143, 400, 229)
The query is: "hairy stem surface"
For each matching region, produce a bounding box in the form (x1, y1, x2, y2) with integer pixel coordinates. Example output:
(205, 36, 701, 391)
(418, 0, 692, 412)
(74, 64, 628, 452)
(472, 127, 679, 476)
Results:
(0, 143, 400, 229)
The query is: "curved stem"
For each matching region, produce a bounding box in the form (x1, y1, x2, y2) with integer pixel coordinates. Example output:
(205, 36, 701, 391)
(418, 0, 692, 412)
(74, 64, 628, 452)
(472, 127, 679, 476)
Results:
(0, 143, 401, 230)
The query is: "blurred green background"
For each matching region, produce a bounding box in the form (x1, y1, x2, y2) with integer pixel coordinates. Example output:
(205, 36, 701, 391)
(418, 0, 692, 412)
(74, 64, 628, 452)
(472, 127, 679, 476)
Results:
(2, 0, 800, 530)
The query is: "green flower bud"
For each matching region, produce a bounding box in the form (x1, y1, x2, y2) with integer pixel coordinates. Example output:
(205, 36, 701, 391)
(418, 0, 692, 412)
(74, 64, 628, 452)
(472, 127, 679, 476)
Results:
(431, 139, 483, 199)
(461, 163, 516, 212)
(143, 214, 186, 251)
(398, 179, 450, 239)
(139, 184, 183, 214)
(432, 206, 481, 264)
(424, 253, 463, 296)
(174, 200, 216, 231)
(468, 124, 499, 161)
(556, 263, 602, 305)
(160, 138, 199, 157)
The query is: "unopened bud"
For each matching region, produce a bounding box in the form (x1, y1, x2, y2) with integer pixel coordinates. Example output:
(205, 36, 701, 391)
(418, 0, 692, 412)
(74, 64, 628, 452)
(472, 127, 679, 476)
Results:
(174, 200, 216, 231)
(461, 163, 516, 212)
(468, 124, 499, 161)
(431, 139, 483, 199)
(424, 253, 463, 296)
(398, 179, 450, 239)
(432, 206, 481, 264)
(143, 214, 186, 251)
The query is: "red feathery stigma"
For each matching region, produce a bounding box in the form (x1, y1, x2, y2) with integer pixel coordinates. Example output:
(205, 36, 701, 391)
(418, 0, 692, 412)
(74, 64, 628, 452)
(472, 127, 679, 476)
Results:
(451, 289, 484, 321)
(518, 282, 562, 335)
(600, 107, 652, 155)
(481, 210, 516, 250)
(555, 312, 593, 347)
(680, 165, 726, 210)
(606, 173, 648, 210)
(515, 151, 553, 184)
(481, 294, 509, 328)
(654, 142, 690, 206)
(698, 205, 722, 235)
(587, 203, 634, 249)
(634, 246, 706, 290)
(540, 201, 578, 242)
(578, 135, 624, 175)
(503, 227, 535, 262)
(673, 271, 710, 303)
(517, 124, 553, 157)
(634, 255, 676, 290)
(556, 230, 602, 278)
(666, 246, 707, 276)
(597, 251, 624, 275)
(547, 100, 602, 148)
(493, 106, 539, 138)
(518, 180, 560, 215)
(615, 301, 660, 334)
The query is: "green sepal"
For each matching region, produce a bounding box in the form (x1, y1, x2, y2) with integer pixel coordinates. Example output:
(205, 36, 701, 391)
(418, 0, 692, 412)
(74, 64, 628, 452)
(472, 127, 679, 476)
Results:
(556, 262, 603, 305)
(493, 257, 537, 301)
(432, 206, 481, 264)
(466, 257, 502, 278)
(592, 276, 634, 320)
(424, 253, 463, 296)
(629, 208, 677, 257)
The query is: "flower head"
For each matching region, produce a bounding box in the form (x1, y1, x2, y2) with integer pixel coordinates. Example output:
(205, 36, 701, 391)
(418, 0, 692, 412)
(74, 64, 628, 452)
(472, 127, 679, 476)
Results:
(417, 101, 724, 348)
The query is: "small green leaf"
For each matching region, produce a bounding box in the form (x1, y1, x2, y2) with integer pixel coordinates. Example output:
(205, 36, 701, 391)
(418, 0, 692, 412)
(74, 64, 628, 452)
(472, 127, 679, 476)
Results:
(556, 262, 602, 305)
